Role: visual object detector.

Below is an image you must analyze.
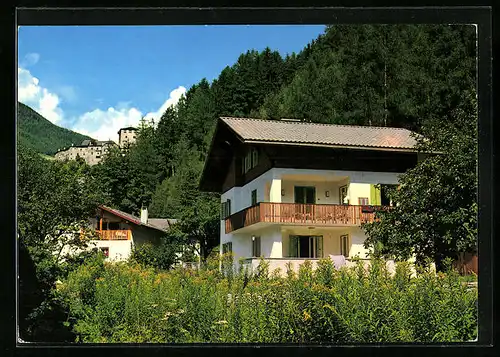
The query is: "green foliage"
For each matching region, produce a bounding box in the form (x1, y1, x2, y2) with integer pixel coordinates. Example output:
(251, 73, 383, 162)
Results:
(17, 102, 92, 155)
(362, 94, 477, 270)
(258, 24, 476, 132)
(17, 145, 105, 341)
(58, 257, 477, 343)
(130, 232, 184, 271)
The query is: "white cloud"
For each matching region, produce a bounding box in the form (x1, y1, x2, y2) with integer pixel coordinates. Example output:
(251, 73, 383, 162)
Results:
(71, 86, 187, 142)
(22, 53, 40, 67)
(144, 86, 186, 123)
(72, 107, 143, 142)
(17, 67, 64, 124)
(17, 64, 186, 143)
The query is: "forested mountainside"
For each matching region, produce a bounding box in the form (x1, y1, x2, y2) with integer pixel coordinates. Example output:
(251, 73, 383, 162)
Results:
(17, 102, 93, 155)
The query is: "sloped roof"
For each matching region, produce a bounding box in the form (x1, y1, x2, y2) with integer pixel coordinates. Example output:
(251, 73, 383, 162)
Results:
(81, 139, 94, 146)
(96, 140, 117, 146)
(98, 205, 175, 233)
(220, 117, 418, 151)
(148, 218, 178, 231)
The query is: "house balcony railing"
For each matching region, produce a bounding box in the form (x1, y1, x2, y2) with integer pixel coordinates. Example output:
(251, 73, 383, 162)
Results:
(96, 229, 132, 240)
(224, 203, 389, 234)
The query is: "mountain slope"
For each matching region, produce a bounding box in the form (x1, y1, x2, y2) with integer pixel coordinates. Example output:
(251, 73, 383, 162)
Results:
(17, 102, 93, 155)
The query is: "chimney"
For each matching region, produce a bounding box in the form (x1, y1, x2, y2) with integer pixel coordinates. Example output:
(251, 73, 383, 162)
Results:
(140, 206, 148, 224)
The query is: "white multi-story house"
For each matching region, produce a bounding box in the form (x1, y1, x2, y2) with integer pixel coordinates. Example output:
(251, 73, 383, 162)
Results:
(199, 117, 422, 273)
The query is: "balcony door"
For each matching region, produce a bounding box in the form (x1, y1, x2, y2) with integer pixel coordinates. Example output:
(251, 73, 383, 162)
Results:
(294, 186, 315, 217)
(289, 235, 323, 258)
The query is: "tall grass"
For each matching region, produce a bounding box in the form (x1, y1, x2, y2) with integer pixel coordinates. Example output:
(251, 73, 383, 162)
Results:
(57, 255, 477, 343)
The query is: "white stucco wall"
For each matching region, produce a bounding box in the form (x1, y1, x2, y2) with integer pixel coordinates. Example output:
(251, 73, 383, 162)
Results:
(220, 167, 400, 261)
(347, 226, 371, 259)
(221, 168, 401, 209)
(89, 240, 133, 261)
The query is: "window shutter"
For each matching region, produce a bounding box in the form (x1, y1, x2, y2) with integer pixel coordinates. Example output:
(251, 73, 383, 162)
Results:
(252, 236, 261, 257)
(370, 185, 381, 205)
(316, 236, 323, 258)
(220, 202, 226, 219)
(252, 149, 258, 168)
(289, 235, 299, 258)
(227, 199, 231, 216)
(251, 190, 257, 206)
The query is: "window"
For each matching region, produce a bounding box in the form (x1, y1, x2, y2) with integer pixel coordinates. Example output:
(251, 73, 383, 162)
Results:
(339, 185, 349, 205)
(340, 235, 349, 257)
(242, 148, 259, 174)
(289, 235, 323, 258)
(251, 190, 257, 206)
(294, 186, 316, 204)
(245, 151, 252, 172)
(222, 242, 233, 254)
(252, 236, 261, 257)
(220, 199, 232, 219)
(358, 197, 369, 206)
(252, 149, 259, 167)
(108, 222, 120, 230)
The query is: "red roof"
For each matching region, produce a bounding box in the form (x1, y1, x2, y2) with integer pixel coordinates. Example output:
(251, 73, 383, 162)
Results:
(98, 205, 175, 233)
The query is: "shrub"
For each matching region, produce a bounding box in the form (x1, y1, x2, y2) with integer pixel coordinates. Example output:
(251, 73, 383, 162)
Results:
(59, 258, 477, 343)
(130, 236, 181, 270)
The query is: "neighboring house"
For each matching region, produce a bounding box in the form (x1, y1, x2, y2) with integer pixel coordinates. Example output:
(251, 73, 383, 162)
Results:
(199, 117, 424, 273)
(88, 205, 177, 261)
(54, 139, 117, 166)
(118, 127, 138, 149)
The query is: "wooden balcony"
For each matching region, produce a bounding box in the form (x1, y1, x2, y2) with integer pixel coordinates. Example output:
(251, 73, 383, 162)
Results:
(225, 203, 388, 233)
(96, 229, 131, 240)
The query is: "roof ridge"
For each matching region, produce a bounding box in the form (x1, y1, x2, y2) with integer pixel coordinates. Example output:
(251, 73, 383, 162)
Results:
(220, 116, 412, 131)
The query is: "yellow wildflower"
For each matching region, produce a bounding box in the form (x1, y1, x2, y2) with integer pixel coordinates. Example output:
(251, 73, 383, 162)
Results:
(303, 310, 312, 322)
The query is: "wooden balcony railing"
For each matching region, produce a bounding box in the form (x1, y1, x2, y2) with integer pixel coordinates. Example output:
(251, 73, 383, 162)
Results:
(96, 229, 131, 240)
(225, 203, 388, 233)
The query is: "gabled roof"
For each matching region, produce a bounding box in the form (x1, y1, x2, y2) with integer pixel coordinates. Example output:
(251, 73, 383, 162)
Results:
(220, 117, 419, 151)
(199, 117, 423, 193)
(98, 205, 176, 233)
(148, 218, 178, 231)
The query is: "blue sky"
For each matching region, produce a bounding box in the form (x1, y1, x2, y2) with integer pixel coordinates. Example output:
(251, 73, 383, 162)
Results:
(17, 25, 325, 141)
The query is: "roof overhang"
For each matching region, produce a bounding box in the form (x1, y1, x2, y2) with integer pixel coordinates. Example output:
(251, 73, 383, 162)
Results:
(199, 119, 244, 192)
(97, 205, 169, 233)
(198, 118, 440, 192)
(242, 139, 420, 153)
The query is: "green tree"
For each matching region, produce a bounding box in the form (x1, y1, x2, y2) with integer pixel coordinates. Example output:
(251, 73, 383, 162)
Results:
(362, 93, 477, 270)
(149, 137, 220, 260)
(17, 146, 103, 341)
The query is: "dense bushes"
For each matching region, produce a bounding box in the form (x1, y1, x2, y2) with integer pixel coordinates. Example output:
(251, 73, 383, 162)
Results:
(57, 256, 477, 343)
(129, 241, 179, 271)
